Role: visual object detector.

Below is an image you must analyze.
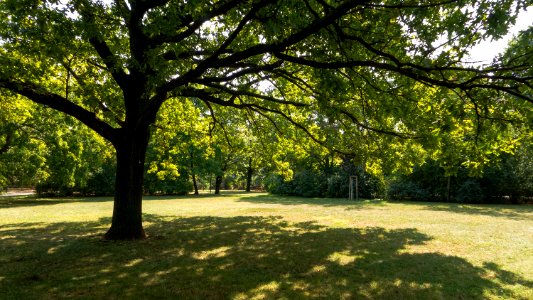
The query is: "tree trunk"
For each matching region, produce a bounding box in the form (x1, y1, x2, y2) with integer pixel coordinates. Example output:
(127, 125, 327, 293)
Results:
(246, 157, 253, 192)
(104, 127, 149, 240)
(190, 152, 199, 195)
(446, 176, 451, 202)
(0, 126, 14, 155)
(192, 173, 199, 195)
(215, 175, 222, 194)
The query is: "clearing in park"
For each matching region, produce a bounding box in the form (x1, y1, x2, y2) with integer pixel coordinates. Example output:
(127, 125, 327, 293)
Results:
(1, 192, 531, 299)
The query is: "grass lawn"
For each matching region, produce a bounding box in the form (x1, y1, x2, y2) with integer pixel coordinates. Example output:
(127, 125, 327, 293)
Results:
(0, 192, 532, 299)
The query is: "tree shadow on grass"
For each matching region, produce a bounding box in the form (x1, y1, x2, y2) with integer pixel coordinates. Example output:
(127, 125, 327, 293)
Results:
(0, 191, 249, 209)
(418, 203, 533, 221)
(0, 215, 530, 299)
(0, 196, 114, 208)
(0, 194, 201, 209)
(237, 194, 385, 209)
(238, 194, 533, 220)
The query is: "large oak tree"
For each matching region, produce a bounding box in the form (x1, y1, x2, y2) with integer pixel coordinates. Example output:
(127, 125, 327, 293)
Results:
(0, 0, 531, 239)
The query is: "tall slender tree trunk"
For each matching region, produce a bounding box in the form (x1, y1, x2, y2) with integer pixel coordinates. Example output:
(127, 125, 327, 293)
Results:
(246, 157, 253, 192)
(192, 173, 199, 195)
(0, 124, 14, 154)
(190, 152, 199, 195)
(104, 127, 149, 240)
(215, 160, 228, 195)
(446, 176, 451, 202)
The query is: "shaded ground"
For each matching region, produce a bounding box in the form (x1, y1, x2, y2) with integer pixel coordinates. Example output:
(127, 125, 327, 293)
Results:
(0, 194, 531, 299)
(238, 194, 533, 220)
(1, 214, 531, 299)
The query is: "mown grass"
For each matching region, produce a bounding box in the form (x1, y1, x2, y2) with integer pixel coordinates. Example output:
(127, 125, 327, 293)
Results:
(0, 192, 532, 299)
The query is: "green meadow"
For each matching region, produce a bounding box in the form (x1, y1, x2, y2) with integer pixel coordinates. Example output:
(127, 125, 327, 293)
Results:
(1, 192, 531, 299)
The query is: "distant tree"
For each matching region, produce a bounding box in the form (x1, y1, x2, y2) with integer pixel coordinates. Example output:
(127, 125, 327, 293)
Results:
(0, 98, 46, 191)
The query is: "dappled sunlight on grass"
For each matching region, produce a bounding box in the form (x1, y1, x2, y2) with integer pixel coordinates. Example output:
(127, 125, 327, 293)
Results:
(327, 250, 360, 266)
(0, 215, 530, 299)
(234, 281, 281, 300)
(0, 193, 531, 298)
(192, 246, 233, 260)
(124, 258, 144, 267)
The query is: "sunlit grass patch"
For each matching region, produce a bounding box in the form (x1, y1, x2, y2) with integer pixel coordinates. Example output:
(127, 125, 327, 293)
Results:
(0, 192, 531, 299)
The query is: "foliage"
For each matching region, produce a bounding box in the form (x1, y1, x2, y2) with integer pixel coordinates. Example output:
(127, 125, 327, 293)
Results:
(266, 160, 385, 199)
(0, 98, 47, 191)
(31, 109, 114, 196)
(386, 143, 533, 204)
(480, 143, 533, 203)
(143, 171, 192, 195)
(81, 158, 116, 196)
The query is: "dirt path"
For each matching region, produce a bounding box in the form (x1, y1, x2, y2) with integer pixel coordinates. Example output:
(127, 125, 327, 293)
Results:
(0, 188, 35, 197)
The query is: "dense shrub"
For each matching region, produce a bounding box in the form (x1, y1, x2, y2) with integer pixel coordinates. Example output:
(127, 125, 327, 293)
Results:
(386, 149, 533, 204)
(326, 174, 347, 198)
(266, 167, 384, 199)
(36, 162, 113, 197)
(82, 160, 116, 196)
(292, 170, 327, 197)
(387, 180, 431, 201)
(35, 182, 74, 197)
(36, 158, 193, 197)
(455, 179, 484, 203)
(144, 172, 192, 195)
(264, 173, 292, 195)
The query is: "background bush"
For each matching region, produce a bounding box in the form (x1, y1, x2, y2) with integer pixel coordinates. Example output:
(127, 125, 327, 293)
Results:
(386, 148, 533, 204)
(265, 166, 385, 199)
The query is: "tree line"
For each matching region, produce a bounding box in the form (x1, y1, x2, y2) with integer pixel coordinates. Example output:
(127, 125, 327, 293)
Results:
(2, 98, 531, 204)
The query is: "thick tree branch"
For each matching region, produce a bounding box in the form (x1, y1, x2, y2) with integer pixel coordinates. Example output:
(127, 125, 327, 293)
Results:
(148, 0, 244, 46)
(157, 0, 368, 99)
(87, 37, 129, 89)
(195, 82, 310, 107)
(178, 86, 414, 145)
(192, 61, 283, 84)
(76, 1, 129, 89)
(60, 61, 126, 126)
(0, 77, 119, 144)
(342, 33, 531, 79)
(182, 87, 329, 148)
(210, 0, 367, 70)
(273, 52, 533, 103)
(365, 0, 459, 9)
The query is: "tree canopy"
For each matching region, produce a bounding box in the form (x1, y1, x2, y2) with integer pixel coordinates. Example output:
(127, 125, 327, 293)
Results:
(0, 0, 531, 239)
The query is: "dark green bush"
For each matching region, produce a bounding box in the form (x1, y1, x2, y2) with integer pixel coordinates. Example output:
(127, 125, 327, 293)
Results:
(82, 161, 116, 196)
(143, 172, 192, 195)
(455, 179, 484, 203)
(292, 170, 327, 197)
(326, 174, 347, 198)
(35, 181, 75, 197)
(266, 166, 383, 199)
(387, 179, 431, 201)
(386, 149, 533, 204)
(264, 174, 292, 195)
